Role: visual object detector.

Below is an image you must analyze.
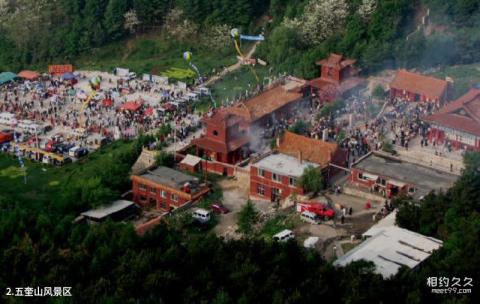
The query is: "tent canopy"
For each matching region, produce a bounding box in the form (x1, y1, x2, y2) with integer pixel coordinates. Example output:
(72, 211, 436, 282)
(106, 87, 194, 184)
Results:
(0, 72, 17, 85)
(18, 70, 40, 81)
(144, 107, 154, 116)
(102, 99, 114, 107)
(62, 72, 76, 80)
(120, 101, 143, 112)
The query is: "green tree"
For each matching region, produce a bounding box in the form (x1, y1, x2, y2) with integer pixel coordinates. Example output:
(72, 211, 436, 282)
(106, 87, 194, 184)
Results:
(104, 0, 129, 40)
(155, 151, 175, 167)
(237, 200, 259, 235)
(372, 84, 385, 99)
(298, 165, 324, 193)
(288, 120, 309, 135)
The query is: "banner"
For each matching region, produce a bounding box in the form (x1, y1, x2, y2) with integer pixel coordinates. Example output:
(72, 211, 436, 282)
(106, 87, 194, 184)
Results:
(240, 35, 265, 41)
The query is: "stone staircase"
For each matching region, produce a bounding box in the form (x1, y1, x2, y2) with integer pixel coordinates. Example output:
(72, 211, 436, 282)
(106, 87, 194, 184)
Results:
(131, 148, 158, 175)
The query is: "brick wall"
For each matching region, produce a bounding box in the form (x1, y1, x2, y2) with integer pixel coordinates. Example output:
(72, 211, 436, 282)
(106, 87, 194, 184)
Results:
(249, 165, 304, 202)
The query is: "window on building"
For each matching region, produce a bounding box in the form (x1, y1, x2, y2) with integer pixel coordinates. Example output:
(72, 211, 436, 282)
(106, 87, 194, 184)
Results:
(258, 168, 265, 177)
(159, 201, 168, 209)
(272, 173, 280, 182)
(213, 130, 219, 136)
(379, 178, 386, 186)
(408, 187, 416, 194)
(171, 194, 179, 202)
(358, 173, 364, 180)
(138, 184, 147, 191)
(161, 190, 167, 198)
(289, 177, 297, 186)
(257, 184, 265, 196)
(140, 195, 147, 201)
(150, 187, 157, 194)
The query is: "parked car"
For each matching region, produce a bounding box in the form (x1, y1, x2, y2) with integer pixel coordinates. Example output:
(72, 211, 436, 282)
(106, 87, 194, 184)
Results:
(210, 203, 230, 214)
(273, 229, 295, 242)
(69, 146, 89, 158)
(55, 143, 75, 154)
(192, 208, 211, 223)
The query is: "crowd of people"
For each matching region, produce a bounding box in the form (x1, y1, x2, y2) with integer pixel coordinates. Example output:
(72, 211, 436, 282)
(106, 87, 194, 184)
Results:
(0, 72, 206, 151)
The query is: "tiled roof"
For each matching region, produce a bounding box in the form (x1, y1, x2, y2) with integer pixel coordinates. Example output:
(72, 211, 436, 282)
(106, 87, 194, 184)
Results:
(192, 135, 249, 153)
(316, 53, 356, 68)
(227, 85, 303, 122)
(277, 131, 338, 168)
(390, 70, 448, 99)
(424, 88, 480, 136)
(203, 109, 245, 128)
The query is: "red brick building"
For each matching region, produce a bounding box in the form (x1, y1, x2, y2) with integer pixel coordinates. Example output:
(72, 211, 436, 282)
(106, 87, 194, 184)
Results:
(191, 109, 250, 165)
(309, 53, 362, 103)
(190, 77, 307, 174)
(424, 88, 480, 151)
(250, 153, 319, 202)
(250, 131, 347, 202)
(389, 70, 448, 104)
(226, 77, 307, 128)
(131, 166, 209, 211)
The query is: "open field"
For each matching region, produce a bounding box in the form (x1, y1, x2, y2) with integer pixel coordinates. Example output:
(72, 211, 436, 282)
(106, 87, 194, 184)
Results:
(73, 35, 236, 78)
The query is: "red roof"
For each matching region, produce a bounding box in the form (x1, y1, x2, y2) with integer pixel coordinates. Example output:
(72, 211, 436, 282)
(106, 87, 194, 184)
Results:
(145, 107, 154, 116)
(226, 84, 303, 122)
(277, 131, 339, 168)
(192, 135, 249, 154)
(390, 70, 448, 99)
(203, 109, 246, 128)
(424, 88, 480, 136)
(316, 53, 356, 69)
(120, 101, 143, 112)
(17, 70, 40, 80)
(102, 99, 113, 107)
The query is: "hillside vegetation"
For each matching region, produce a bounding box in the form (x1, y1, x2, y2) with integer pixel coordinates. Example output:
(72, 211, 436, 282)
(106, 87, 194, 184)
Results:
(2, 0, 480, 80)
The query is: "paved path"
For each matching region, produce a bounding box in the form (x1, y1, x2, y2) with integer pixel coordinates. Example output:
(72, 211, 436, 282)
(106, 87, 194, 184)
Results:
(164, 128, 203, 153)
(203, 42, 260, 87)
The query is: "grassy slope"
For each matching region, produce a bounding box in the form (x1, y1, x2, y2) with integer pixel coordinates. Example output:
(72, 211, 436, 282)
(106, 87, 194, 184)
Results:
(71, 34, 236, 77)
(0, 140, 135, 210)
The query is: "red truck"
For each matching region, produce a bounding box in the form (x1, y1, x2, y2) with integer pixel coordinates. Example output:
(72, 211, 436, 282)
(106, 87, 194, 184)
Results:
(297, 201, 335, 220)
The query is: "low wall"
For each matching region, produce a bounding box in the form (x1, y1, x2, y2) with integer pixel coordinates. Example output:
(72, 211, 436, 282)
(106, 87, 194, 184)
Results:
(343, 183, 384, 203)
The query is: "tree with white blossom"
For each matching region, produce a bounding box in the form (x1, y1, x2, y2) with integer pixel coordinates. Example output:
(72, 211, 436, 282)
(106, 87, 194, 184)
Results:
(358, 0, 377, 21)
(124, 9, 141, 34)
(282, 0, 349, 46)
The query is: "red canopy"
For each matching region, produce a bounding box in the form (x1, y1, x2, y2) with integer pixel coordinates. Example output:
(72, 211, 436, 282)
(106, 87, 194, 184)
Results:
(164, 103, 176, 111)
(145, 107, 154, 116)
(18, 70, 40, 80)
(102, 99, 113, 107)
(120, 101, 143, 112)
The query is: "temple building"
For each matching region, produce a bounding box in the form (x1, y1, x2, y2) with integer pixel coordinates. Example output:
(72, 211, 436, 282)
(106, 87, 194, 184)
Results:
(190, 77, 307, 171)
(424, 88, 480, 151)
(389, 70, 448, 104)
(309, 53, 362, 103)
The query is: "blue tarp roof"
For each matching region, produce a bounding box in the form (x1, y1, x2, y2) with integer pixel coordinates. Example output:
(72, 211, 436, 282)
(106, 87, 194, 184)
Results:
(0, 72, 17, 85)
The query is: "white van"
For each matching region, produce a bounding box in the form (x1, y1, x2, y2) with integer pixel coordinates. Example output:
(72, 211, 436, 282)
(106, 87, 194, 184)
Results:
(300, 211, 321, 225)
(192, 208, 211, 223)
(69, 146, 80, 157)
(19, 121, 41, 135)
(273, 229, 295, 242)
(0, 112, 17, 126)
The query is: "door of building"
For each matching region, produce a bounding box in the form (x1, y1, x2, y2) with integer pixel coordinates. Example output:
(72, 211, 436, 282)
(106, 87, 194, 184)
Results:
(271, 188, 281, 202)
